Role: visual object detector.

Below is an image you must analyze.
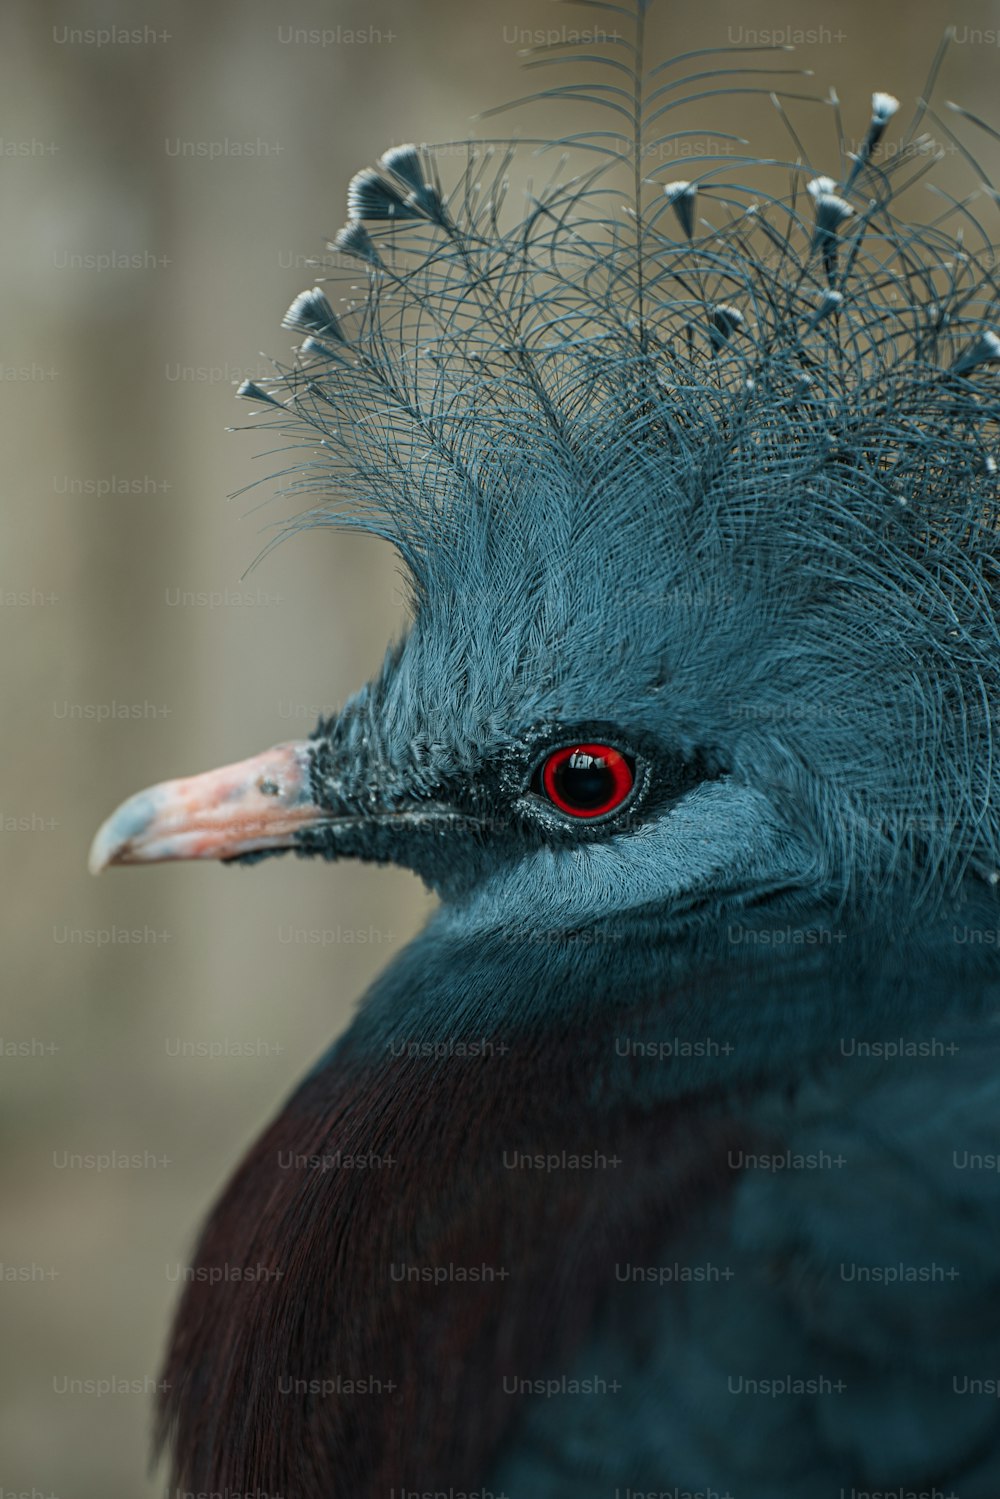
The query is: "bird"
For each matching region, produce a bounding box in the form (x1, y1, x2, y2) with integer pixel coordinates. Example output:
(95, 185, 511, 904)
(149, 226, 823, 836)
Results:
(89, 4, 1000, 1496)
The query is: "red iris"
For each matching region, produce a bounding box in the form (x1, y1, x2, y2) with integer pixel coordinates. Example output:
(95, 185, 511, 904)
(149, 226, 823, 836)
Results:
(540, 743, 634, 819)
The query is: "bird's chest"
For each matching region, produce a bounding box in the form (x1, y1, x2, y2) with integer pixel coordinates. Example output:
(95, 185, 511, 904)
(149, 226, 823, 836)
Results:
(493, 1045, 1000, 1498)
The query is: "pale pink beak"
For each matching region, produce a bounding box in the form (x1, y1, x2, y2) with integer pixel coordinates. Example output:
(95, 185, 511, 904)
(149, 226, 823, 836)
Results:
(89, 740, 324, 873)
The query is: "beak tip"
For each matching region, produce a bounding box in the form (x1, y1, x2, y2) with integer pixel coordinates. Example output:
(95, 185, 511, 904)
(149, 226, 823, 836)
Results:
(88, 818, 126, 875)
(89, 789, 157, 875)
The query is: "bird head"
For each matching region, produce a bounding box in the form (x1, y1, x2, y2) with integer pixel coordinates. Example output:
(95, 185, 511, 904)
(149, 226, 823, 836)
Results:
(92, 102, 1000, 988)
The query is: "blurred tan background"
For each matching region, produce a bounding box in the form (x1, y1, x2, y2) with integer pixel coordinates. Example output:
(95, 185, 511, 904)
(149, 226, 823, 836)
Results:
(1, 0, 997, 1492)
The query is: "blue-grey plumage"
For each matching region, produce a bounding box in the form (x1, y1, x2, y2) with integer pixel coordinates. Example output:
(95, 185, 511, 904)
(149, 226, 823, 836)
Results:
(89, 4, 1000, 1495)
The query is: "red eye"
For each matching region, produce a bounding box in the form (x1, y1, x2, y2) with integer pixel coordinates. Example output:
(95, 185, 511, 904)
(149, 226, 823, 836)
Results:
(539, 743, 635, 819)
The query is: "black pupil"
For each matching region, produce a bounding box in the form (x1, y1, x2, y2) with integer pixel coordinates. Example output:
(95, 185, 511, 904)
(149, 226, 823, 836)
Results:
(554, 752, 614, 810)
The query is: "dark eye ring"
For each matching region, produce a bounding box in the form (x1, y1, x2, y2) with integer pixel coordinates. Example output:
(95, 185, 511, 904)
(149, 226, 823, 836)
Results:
(534, 742, 636, 820)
